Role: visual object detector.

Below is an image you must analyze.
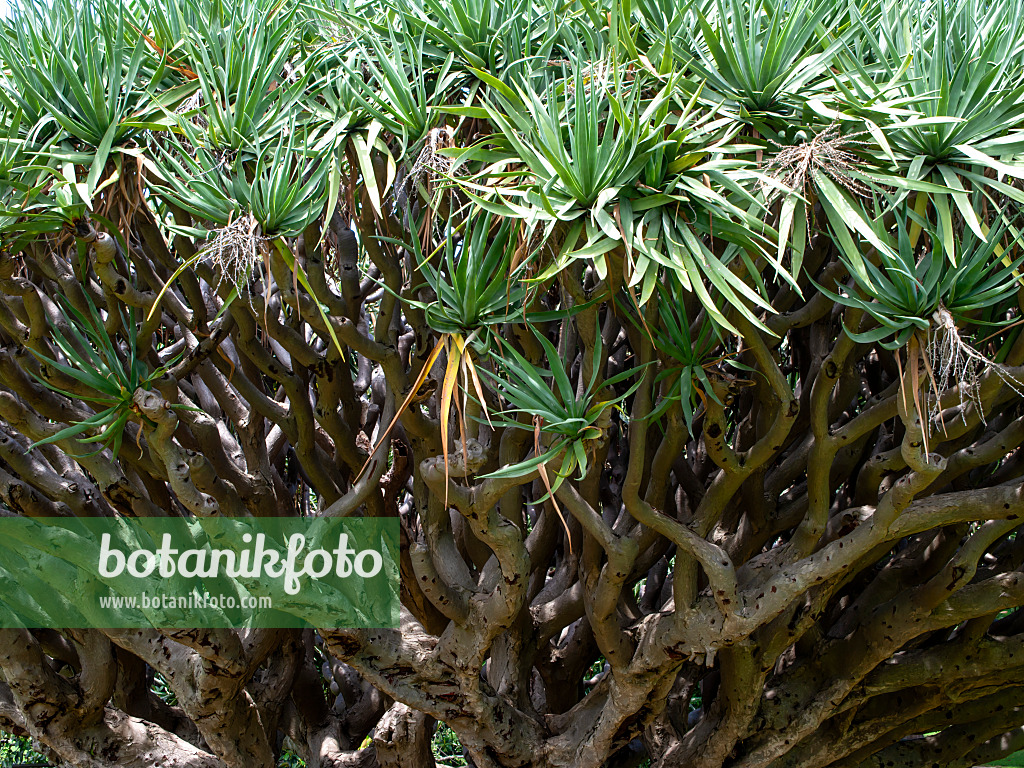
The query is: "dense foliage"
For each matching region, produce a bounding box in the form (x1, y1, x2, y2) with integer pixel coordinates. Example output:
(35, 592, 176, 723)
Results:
(2, 0, 1024, 766)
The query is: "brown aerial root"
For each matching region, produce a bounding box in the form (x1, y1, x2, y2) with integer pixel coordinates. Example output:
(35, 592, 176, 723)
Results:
(904, 306, 1024, 442)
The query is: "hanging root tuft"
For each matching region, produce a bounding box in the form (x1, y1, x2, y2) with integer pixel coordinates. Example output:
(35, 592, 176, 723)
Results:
(926, 305, 1024, 425)
(176, 90, 207, 129)
(198, 212, 266, 305)
(402, 125, 458, 197)
(395, 125, 459, 239)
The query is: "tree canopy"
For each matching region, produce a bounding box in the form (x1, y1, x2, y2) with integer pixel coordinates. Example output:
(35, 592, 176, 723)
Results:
(2, 0, 1024, 766)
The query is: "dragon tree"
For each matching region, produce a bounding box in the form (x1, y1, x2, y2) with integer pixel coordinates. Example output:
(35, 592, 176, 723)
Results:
(2, 0, 1024, 766)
